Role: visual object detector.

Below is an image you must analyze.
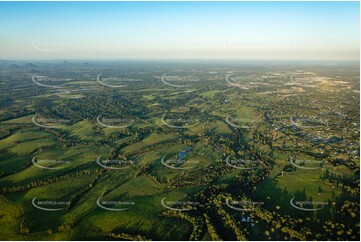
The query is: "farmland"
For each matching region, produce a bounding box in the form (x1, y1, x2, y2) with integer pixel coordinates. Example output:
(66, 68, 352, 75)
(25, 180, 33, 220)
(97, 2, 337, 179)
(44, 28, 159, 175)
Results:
(0, 60, 359, 240)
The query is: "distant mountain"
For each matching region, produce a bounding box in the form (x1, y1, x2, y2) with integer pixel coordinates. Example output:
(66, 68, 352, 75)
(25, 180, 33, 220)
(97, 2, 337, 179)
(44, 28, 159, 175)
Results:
(24, 63, 38, 68)
(9, 64, 21, 69)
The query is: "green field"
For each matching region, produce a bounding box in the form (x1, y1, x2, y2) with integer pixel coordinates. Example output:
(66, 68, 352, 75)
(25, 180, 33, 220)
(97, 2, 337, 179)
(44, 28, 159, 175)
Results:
(0, 60, 359, 240)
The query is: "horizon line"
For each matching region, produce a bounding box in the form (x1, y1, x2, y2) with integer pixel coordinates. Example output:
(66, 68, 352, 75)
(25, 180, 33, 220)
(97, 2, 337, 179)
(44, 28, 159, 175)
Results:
(1, 58, 360, 62)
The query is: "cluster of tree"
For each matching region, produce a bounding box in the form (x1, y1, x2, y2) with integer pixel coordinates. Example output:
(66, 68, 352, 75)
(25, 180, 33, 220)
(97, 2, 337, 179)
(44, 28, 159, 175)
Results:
(66, 176, 100, 210)
(203, 213, 221, 241)
(108, 232, 150, 241)
(320, 169, 359, 196)
(170, 161, 232, 188)
(123, 138, 184, 157)
(57, 221, 75, 232)
(212, 194, 248, 240)
(1, 169, 104, 194)
(0, 107, 33, 123)
(161, 209, 204, 241)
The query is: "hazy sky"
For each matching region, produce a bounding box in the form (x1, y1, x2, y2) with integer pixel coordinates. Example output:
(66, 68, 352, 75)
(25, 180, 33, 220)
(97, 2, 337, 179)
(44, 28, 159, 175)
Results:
(0, 1, 359, 60)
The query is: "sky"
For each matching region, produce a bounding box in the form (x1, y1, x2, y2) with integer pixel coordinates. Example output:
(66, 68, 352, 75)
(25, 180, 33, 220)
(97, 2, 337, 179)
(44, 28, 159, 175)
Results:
(0, 1, 359, 60)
